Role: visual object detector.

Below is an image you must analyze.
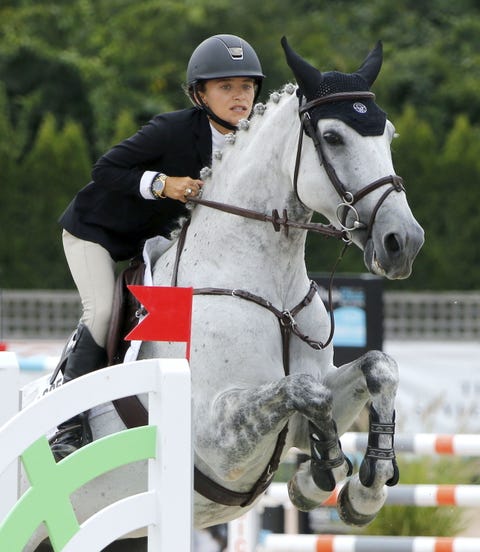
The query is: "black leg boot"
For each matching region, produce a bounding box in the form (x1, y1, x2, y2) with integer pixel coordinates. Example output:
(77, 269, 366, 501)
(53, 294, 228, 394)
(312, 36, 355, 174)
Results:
(49, 323, 107, 461)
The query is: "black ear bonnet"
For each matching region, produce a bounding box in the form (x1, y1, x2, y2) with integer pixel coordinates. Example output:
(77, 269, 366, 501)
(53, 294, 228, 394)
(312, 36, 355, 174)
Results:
(281, 37, 387, 136)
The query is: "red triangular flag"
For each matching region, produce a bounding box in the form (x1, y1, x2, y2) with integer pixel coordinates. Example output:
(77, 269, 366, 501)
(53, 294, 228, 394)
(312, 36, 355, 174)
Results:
(125, 285, 193, 359)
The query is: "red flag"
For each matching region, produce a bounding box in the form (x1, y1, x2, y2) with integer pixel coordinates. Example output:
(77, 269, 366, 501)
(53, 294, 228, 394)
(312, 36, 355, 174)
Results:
(125, 285, 193, 359)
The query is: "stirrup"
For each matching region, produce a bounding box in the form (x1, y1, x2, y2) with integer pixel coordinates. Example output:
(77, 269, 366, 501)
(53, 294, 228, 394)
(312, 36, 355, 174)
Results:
(49, 414, 92, 462)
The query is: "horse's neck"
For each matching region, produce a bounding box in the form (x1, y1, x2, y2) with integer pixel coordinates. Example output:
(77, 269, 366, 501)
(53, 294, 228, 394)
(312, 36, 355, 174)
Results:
(182, 91, 312, 299)
(208, 93, 300, 204)
(185, 201, 310, 297)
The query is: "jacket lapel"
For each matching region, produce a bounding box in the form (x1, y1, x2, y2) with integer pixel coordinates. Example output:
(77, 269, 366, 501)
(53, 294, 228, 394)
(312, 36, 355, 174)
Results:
(193, 110, 212, 168)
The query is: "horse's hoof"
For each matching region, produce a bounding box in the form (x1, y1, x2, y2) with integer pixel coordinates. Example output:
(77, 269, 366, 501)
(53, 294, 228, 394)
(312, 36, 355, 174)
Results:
(337, 483, 377, 527)
(287, 478, 321, 512)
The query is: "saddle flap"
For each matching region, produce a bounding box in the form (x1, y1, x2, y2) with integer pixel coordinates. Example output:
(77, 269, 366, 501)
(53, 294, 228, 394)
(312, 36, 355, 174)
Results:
(106, 257, 145, 366)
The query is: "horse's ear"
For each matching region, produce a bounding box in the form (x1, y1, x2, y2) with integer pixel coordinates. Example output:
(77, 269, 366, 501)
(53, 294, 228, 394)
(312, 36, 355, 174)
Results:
(281, 36, 323, 98)
(355, 41, 383, 88)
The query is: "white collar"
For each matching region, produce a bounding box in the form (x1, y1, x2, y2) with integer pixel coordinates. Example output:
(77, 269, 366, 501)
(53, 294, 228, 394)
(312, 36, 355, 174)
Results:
(210, 123, 227, 152)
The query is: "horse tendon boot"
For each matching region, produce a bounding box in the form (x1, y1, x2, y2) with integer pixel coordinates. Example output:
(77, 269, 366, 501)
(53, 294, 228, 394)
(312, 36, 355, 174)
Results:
(309, 420, 353, 492)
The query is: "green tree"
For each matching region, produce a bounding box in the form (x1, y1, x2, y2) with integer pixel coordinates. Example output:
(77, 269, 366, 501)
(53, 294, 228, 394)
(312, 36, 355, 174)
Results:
(0, 82, 25, 287)
(386, 106, 438, 290)
(0, 46, 94, 156)
(109, 109, 139, 147)
(7, 114, 91, 288)
(434, 115, 480, 289)
(2, 0, 480, 289)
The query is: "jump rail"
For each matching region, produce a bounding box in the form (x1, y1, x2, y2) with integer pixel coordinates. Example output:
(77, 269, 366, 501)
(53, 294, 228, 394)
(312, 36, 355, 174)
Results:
(264, 482, 480, 508)
(229, 482, 480, 549)
(341, 431, 480, 456)
(230, 429, 480, 550)
(260, 534, 480, 552)
(0, 352, 191, 552)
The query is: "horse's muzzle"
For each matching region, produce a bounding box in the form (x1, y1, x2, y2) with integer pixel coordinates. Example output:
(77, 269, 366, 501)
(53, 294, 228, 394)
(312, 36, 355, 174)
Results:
(364, 222, 424, 280)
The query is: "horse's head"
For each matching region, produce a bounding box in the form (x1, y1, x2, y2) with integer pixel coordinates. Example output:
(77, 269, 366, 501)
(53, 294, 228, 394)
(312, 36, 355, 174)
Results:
(282, 37, 424, 279)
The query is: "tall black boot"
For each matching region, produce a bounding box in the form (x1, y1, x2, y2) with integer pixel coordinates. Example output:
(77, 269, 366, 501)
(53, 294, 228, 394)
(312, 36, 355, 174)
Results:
(49, 323, 107, 461)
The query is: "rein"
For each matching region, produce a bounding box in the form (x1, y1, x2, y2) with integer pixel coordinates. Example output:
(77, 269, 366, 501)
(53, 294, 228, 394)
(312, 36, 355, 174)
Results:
(187, 196, 348, 240)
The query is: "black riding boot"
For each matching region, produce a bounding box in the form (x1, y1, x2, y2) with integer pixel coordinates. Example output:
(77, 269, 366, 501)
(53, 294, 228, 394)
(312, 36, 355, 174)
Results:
(49, 323, 107, 461)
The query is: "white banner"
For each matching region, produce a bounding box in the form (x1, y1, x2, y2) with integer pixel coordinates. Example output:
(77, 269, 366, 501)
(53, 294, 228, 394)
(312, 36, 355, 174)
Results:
(386, 341, 480, 434)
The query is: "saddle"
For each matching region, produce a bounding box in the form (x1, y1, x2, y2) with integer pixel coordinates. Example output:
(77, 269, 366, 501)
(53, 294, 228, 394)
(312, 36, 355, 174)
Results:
(106, 257, 149, 428)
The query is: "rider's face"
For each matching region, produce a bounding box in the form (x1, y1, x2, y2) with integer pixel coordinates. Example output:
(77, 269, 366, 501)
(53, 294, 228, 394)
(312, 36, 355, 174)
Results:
(199, 77, 256, 133)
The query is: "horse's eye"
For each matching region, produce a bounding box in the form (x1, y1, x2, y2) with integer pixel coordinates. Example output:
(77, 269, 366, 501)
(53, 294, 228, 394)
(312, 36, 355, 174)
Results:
(323, 131, 344, 146)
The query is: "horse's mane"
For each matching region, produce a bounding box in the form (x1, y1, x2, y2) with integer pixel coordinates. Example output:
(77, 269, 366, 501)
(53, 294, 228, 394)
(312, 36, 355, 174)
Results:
(169, 83, 299, 240)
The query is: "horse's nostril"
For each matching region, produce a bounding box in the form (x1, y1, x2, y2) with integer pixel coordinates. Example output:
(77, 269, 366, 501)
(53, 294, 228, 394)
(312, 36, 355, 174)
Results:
(384, 233, 401, 253)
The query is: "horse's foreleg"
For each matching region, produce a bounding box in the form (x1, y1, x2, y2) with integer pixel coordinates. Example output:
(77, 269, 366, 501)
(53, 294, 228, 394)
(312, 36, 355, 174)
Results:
(274, 377, 354, 512)
(195, 374, 349, 488)
(326, 350, 400, 526)
(287, 410, 356, 511)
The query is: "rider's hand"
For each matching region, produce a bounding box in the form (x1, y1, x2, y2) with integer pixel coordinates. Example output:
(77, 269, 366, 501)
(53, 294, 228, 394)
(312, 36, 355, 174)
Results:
(163, 176, 203, 203)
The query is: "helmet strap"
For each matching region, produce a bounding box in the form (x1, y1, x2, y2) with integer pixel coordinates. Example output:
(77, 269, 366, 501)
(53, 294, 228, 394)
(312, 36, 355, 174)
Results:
(193, 86, 238, 132)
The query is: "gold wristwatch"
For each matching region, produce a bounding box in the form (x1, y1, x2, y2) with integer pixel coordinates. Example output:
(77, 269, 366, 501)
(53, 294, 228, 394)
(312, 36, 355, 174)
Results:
(151, 173, 167, 199)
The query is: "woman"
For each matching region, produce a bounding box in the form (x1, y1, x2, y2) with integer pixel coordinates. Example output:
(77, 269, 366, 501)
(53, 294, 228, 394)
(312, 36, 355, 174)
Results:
(49, 34, 264, 460)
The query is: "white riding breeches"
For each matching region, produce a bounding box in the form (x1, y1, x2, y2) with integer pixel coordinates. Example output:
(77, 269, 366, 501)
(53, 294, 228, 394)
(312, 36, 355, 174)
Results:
(62, 230, 116, 348)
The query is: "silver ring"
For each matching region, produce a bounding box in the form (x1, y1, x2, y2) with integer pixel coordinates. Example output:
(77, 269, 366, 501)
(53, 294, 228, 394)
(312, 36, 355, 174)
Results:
(336, 202, 363, 232)
(185, 187, 193, 197)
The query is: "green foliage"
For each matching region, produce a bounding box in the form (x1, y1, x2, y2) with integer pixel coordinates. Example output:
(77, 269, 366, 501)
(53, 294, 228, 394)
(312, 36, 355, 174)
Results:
(1, 114, 91, 288)
(109, 109, 139, 148)
(1, 0, 480, 289)
(0, 82, 21, 173)
(0, 46, 94, 155)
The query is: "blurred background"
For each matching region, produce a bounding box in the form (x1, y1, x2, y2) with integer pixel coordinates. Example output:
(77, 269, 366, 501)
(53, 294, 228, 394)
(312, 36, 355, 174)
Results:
(2, 2, 480, 547)
(1, 0, 480, 291)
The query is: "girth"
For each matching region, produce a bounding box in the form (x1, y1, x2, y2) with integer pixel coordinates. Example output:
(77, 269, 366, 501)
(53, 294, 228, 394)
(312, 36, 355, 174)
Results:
(194, 426, 288, 507)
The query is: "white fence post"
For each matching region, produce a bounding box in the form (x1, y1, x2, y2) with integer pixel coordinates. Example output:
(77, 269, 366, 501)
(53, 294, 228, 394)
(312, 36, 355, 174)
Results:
(0, 357, 192, 551)
(148, 359, 192, 551)
(0, 352, 20, 522)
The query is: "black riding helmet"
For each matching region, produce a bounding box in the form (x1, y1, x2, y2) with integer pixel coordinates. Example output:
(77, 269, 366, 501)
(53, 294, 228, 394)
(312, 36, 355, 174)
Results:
(187, 34, 265, 131)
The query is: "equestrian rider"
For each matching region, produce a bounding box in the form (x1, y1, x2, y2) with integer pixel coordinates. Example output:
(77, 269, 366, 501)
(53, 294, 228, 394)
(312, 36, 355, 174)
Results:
(49, 34, 264, 460)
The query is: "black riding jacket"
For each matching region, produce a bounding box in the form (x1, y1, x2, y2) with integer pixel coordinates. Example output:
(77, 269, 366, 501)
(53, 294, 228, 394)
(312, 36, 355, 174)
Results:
(60, 107, 212, 261)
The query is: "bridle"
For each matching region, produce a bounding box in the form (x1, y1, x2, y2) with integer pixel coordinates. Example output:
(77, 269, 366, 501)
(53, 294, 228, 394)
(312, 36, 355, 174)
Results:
(294, 90, 406, 241)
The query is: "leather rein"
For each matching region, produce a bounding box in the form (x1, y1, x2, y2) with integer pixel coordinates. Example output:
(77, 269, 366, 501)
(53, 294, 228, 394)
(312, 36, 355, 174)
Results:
(172, 90, 406, 508)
